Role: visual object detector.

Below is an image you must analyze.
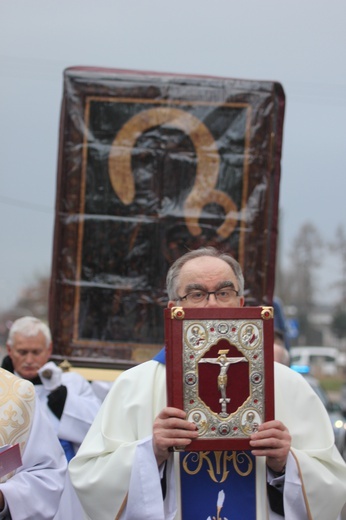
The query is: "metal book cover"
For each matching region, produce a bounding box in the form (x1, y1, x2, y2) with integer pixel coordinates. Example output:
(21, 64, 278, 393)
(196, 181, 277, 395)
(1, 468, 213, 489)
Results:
(165, 306, 274, 451)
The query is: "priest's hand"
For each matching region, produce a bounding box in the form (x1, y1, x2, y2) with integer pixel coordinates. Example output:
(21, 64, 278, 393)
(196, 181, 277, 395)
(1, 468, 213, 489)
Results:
(152, 407, 199, 466)
(249, 420, 291, 474)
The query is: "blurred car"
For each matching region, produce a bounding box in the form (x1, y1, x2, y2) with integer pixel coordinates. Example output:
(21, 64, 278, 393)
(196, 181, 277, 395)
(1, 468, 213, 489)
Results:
(291, 366, 346, 460)
(290, 346, 339, 376)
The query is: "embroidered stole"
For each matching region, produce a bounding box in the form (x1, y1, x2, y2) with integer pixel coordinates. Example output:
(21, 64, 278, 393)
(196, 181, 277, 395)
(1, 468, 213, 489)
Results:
(0, 368, 35, 482)
(179, 450, 257, 519)
(153, 349, 258, 518)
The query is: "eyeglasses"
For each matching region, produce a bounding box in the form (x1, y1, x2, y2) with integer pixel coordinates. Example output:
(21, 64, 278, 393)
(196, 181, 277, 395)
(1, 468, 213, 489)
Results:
(177, 287, 239, 305)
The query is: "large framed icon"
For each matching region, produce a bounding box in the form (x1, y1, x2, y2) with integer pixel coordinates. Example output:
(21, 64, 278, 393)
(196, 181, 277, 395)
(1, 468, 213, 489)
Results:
(50, 66, 285, 369)
(165, 306, 274, 451)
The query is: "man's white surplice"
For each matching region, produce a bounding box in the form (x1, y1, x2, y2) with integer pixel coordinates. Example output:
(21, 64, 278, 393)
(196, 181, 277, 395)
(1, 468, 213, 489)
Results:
(34, 370, 101, 454)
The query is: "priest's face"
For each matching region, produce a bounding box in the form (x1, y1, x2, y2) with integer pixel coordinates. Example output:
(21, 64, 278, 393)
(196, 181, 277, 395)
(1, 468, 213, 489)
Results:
(168, 256, 245, 309)
(7, 332, 52, 380)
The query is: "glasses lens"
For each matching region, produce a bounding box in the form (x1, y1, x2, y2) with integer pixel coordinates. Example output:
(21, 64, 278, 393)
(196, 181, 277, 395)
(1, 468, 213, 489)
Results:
(216, 289, 235, 302)
(186, 290, 206, 303)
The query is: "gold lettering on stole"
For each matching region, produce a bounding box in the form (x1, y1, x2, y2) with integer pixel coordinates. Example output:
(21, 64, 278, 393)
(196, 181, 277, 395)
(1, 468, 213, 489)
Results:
(182, 450, 253, 484)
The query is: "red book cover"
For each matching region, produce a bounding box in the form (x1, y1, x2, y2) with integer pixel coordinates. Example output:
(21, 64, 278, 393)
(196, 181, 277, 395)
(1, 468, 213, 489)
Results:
(0, 444, 22, 478)
(165, 306, 274, 451)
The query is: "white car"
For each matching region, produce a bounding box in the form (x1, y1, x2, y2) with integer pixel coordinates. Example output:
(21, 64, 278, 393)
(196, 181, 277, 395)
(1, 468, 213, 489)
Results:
(290, 346, 339, 376)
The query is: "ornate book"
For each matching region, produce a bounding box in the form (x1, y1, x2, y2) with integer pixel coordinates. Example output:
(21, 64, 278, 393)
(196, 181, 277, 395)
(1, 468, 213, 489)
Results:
(165, 306, 274, 451)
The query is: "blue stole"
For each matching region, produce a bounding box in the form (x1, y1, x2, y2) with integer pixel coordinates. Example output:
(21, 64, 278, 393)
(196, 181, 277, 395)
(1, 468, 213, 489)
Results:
(59, 438, 75, 462)
(153, 347, 166, 364)
(154, 348, 257, 518)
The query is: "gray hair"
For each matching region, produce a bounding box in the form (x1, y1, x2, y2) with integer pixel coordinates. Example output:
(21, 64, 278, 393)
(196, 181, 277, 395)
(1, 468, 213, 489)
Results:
(7, 316, 51, 349)
(166, 247, 245, 301)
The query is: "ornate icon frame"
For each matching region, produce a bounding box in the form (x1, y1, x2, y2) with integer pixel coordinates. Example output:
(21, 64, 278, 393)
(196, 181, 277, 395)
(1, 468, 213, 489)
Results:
(50, 67, 285, 369)
(165, 306, 274, 451)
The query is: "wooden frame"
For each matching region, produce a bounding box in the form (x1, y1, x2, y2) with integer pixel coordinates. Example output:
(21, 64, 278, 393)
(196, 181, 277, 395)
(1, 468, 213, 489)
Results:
(50, 67, 285, 368)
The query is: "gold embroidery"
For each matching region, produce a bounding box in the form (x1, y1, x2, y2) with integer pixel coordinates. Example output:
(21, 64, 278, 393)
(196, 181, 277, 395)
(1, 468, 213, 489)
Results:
(182, 450, 253, 484)
(0, 368, 35, 482)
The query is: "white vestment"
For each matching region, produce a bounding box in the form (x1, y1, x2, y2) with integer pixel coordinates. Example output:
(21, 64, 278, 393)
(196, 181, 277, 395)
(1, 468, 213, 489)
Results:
(34, 371, 101, 454)
(69, 360, 346, 520)
(0, 369, 67, 520)
(11, 368, 92, 520)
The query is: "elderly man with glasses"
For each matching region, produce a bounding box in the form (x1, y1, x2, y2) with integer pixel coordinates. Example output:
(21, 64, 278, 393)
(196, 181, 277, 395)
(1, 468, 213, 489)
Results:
(70, 247, 346, 520)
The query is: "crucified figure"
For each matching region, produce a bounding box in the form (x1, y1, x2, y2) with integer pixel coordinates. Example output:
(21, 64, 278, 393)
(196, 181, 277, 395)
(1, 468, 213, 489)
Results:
(199, 349, 248, 417)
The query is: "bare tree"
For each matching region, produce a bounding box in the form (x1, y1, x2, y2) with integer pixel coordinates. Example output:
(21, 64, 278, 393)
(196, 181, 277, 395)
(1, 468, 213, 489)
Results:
(0, 274, 50, 347)
(329, 225, 346, 344)
(330, 224, 346, 310)
(281, 223, 324, 344)
(287, 223, 324, 308)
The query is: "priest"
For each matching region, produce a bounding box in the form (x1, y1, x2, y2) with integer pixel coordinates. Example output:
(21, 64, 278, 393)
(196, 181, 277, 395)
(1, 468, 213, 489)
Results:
(4, 316, 101, 460)
(69, 247, 346, 519)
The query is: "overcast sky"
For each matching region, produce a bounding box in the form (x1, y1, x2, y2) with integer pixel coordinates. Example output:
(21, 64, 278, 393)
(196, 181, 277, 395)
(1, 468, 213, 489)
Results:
(1, 0, 345, 311)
